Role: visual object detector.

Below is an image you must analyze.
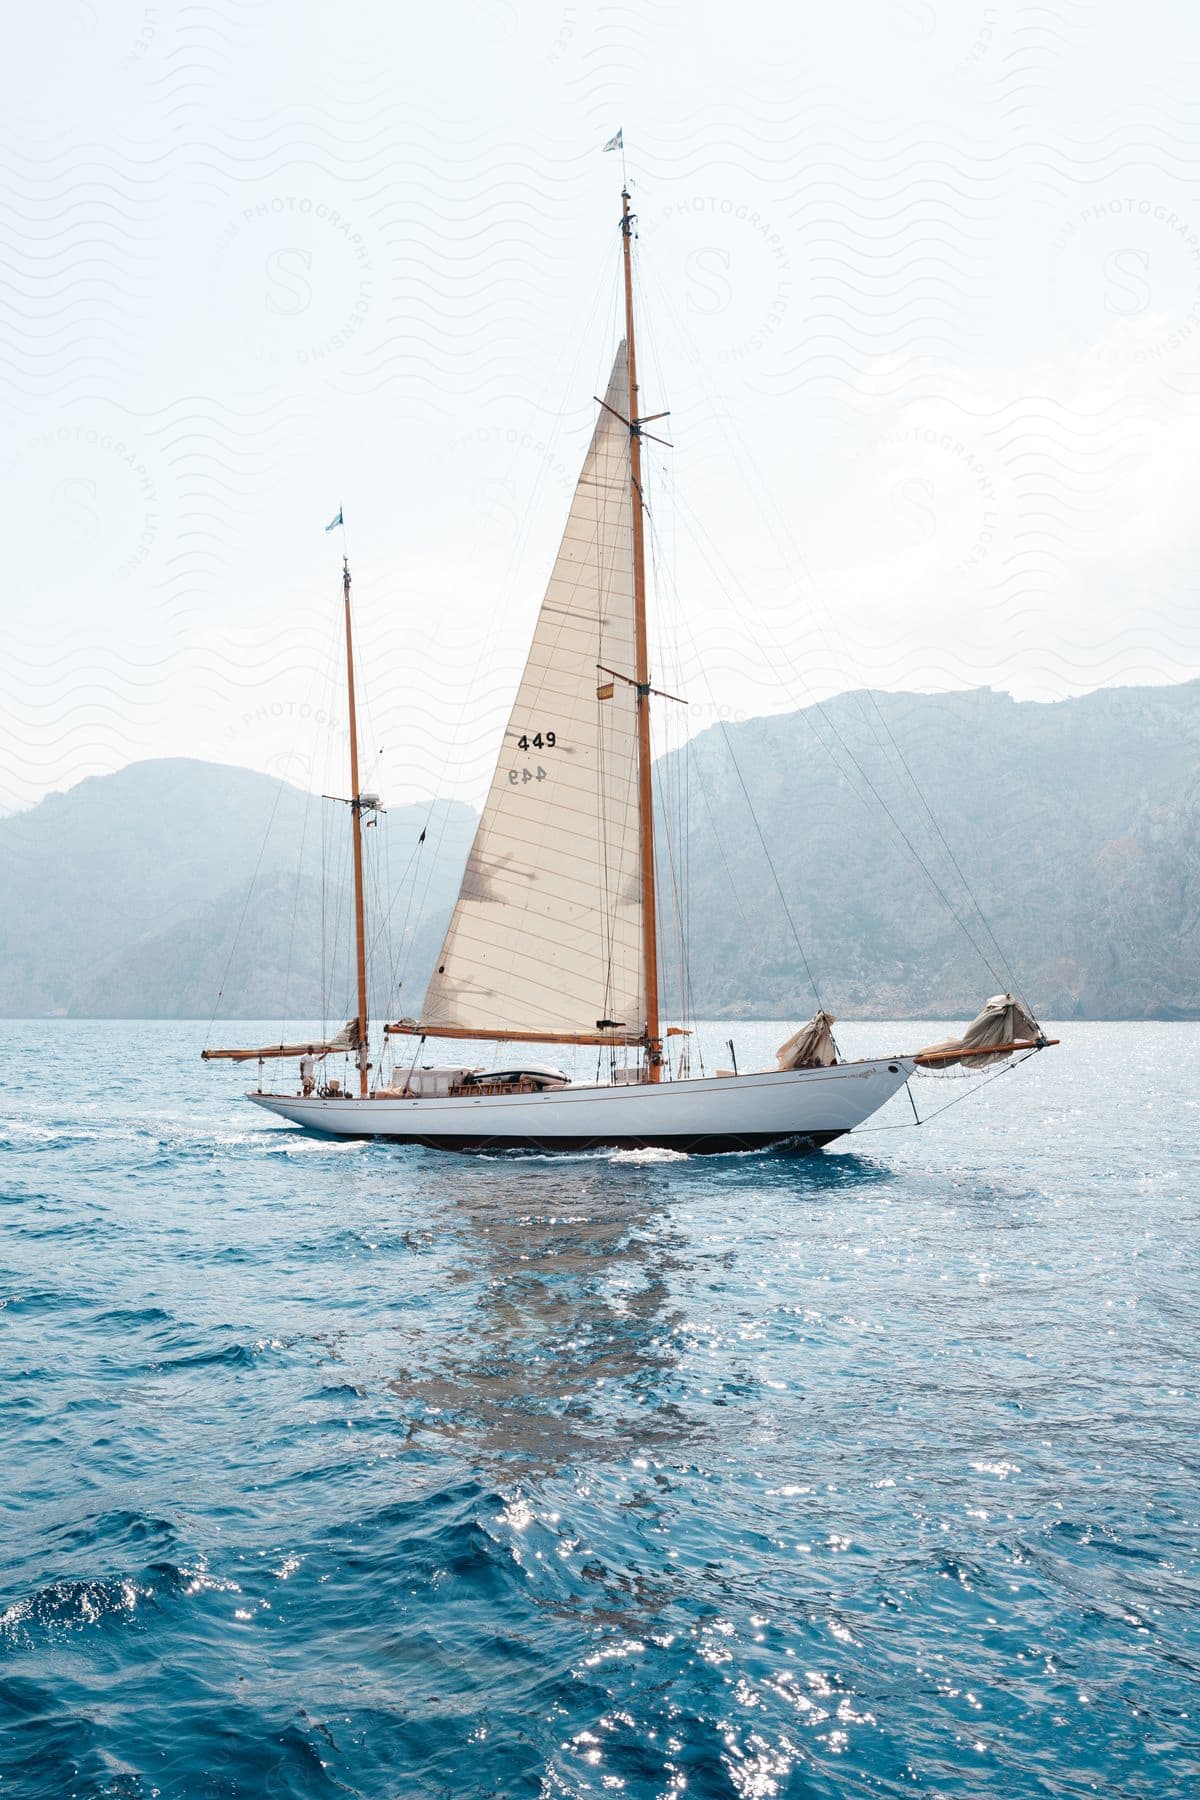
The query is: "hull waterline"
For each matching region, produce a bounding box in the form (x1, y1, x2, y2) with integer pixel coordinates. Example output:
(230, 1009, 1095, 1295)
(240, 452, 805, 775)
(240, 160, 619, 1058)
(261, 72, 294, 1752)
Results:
(245, 1058, 916, 1155)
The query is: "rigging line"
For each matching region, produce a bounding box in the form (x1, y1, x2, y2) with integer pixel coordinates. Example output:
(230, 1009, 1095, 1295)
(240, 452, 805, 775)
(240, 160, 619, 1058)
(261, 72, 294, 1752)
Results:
(367, 822, 388, 1019)
(320, 682, 338, 1035)
(373, 824, 439, 1027)
(647, 437, 699, 1042)
(643, 257, 1023, 1004)
(320, 767, 328, 1039)
(675, 709, 703, 1065)
(594, 634, 618, 1025)
(682, 486, 1025, 1001)
(681, 731, 773, 1041)
(279, 764, 316, 1033)
(203, 773, 288, 1048)
(850, 1046, 1043, 1133)
(642, 504, 822, 1008)
(637, 252, 1021, 1000)
(397, 268, 622, 1027)
(716, 716, 822, 1006)
(646, 496, 691, 1035)
(664, 494, 1012, 994)
(669, 556, 695, 1032)
(325, 805, 353, 1024)
(428, 243, 620, 793)
(685, 733, 757, 941)
(651, 757, 690, 1038)
(393, 797, 457, 1000)
(559, 262, 631, 1026)
(589, 371, 620, 1026)
(777, 576, 1023, 1003)
(659, 602, 799, 1042)
(395, 348, 621, 1001)
(629, 309, 734, 1051)
(391, 814, 444, 1003)
(604, 575, 645, 1024)
(318, 599, 347, 1039)
(844, 697, 1028, 1007)
(391, 789, 457, 1000)
(378, 799, 395, 1040)
(368, 828, 426, 987)
(279, 581, 347, 1035)
(412, 259, 625, 1012)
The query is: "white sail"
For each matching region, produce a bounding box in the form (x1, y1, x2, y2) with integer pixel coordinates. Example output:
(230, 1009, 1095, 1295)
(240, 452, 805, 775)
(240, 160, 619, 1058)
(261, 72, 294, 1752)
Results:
(418, 344, 645, 1044)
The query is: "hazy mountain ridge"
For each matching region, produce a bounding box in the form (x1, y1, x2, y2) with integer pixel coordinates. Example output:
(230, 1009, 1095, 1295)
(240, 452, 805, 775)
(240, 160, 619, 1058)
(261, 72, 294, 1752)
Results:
(656, 680, 1200, 1020)
(4, 681, 1200, 1020)
(0, 759, 474, 1020)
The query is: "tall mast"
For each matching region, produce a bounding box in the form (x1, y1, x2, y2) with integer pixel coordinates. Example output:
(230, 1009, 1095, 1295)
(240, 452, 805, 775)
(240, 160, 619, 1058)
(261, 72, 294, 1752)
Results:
(342, 554, 370, 1096)
(620, 186, 663, 1081)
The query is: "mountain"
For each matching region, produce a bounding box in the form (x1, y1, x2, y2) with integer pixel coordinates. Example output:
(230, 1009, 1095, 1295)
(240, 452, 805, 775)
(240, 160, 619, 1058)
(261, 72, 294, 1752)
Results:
(655, 680, 1200, 1020)
(0, 759, 476, 1019)
(4, 680, 1200, 1020)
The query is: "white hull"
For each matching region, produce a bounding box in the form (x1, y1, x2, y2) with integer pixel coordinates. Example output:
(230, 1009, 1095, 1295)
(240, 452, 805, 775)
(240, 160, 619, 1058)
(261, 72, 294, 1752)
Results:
(246, 1057, 916, 1154)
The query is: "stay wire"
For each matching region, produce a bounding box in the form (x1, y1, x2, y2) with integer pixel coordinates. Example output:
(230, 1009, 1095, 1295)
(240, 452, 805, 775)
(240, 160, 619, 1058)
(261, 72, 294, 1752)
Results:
(204, 775, 287, 1049)
(850, 1046, 1043, 1134)
(630, 256, 822, 1028)
(667, 492, 1012, 996)
(638, 248, 1024, 1007)
(643, 501, 822, 1009)
(399, 240, 622, 988)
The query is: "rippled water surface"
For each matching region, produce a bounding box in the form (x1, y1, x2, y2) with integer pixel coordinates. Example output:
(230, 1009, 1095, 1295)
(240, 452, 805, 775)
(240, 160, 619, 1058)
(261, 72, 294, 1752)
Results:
(2, 1019, 1198, 1798)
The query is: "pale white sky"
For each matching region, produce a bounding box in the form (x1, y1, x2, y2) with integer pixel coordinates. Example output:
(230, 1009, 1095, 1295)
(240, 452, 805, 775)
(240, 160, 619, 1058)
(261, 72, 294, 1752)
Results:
(4, 0, 1200, 813)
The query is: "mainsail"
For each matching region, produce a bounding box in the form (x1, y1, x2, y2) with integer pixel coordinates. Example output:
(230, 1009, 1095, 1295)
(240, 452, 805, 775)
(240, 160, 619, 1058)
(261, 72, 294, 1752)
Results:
(415, 345, 645, 1044)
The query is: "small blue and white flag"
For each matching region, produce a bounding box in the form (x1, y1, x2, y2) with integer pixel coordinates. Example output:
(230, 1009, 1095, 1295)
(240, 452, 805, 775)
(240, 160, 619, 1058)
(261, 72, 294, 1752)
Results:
(603, 129, 623, 153)
(325, 508, 343, 532)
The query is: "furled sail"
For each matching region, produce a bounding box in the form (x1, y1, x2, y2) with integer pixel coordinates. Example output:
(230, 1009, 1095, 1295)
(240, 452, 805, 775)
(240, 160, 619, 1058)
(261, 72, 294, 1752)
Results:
(915, 994, 1041, 1069)
(201, 1020, 362, 1064)
(775, 1011, 839, 1070)
(414, 344, 645, 1045)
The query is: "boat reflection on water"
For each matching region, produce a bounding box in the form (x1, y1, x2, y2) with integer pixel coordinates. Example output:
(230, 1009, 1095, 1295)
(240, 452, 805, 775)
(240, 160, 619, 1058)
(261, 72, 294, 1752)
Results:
(387, 1156, 706, 1477)
(386, 1146, 898, 1480)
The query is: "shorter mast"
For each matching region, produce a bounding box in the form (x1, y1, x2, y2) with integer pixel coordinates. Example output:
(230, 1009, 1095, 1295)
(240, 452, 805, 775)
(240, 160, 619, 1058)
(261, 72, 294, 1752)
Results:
(342, 554, 370, 1097)
(621, 185, 663, 1081)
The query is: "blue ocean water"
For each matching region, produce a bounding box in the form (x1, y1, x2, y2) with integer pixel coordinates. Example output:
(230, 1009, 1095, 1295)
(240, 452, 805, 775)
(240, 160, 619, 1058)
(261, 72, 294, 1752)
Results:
(1, 1019, 1197, 1799)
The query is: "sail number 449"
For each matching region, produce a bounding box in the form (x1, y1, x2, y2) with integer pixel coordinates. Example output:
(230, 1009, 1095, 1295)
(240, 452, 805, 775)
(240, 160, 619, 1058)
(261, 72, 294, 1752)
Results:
(508, 729, 555, 784)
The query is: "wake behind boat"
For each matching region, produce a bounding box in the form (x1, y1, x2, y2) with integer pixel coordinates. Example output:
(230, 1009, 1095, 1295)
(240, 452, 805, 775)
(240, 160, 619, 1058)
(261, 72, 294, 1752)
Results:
(203, 179, 1054, 1153)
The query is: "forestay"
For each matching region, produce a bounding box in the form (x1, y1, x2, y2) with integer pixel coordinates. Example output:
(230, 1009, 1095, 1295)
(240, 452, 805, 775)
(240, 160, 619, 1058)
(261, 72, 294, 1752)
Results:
(417, 345, 645, 1045)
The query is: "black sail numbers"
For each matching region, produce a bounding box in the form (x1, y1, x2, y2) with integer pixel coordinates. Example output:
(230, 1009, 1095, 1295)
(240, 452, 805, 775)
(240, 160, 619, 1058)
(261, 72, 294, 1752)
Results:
(508, 727, 557, 785)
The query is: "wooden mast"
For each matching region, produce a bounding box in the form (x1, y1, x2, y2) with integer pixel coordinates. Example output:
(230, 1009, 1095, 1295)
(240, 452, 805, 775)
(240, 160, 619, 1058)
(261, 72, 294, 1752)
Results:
(621, 186, 663, 1080)
(342, 554, 370, 1096)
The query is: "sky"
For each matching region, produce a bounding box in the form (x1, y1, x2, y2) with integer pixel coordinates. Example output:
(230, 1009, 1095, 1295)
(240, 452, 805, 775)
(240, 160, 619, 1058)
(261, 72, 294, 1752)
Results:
(4, 0, 1200, 814)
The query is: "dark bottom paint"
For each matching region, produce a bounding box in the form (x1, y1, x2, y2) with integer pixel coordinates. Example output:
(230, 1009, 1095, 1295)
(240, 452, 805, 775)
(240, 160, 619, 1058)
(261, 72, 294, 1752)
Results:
(294, 1128, 847, 1156)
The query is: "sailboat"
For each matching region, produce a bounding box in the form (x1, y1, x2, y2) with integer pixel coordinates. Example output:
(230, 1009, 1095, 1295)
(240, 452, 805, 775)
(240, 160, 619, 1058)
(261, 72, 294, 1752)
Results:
(204, 187, 1054, 1153)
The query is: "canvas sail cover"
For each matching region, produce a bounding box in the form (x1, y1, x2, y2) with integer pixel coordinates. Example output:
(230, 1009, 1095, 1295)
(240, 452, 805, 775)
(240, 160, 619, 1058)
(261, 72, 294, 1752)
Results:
(916, 993, 1041, 1069)
(775, 1010, 839, 1070)
(202, 1019, 362, 1063)
(417, 344, 645, 1044)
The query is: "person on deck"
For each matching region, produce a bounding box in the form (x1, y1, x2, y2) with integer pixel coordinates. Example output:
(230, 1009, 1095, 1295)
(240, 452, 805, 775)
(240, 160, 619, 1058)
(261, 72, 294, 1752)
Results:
(300, 1051, 316, 1096)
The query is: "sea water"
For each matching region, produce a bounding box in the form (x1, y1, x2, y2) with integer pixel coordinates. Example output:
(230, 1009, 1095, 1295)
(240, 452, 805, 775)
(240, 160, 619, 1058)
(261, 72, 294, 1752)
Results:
(1, 1019, 1197, 1797)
